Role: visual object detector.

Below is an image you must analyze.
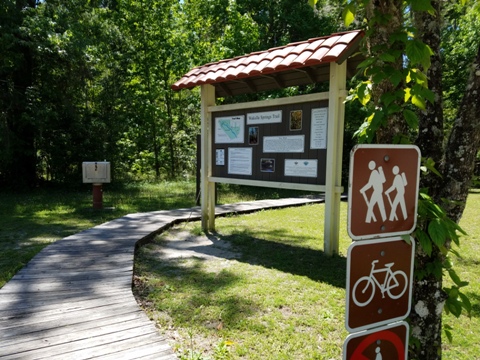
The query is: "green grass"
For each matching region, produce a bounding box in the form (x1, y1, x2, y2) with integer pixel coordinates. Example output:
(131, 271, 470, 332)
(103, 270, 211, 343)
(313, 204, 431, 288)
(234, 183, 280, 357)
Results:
(442, 189, 480, 359)
(134, 190, 480, 360)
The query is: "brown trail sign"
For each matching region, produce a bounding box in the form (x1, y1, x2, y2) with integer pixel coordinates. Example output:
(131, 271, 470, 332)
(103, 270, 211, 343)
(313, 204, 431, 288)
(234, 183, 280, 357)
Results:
(343, 321, 409, 360)
(345, 237, 415, 332)
(347, 145, 421, 240)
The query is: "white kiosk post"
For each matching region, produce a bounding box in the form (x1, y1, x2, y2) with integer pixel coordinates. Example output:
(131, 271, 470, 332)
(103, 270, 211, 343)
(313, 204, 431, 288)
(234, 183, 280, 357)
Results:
(200, 85, 216, 231)
(324, 61, 347, 256)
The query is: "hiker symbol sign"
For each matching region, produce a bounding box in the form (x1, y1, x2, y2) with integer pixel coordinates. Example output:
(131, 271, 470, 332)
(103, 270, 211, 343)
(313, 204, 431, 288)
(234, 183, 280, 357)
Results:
(347, 145, 421, 240)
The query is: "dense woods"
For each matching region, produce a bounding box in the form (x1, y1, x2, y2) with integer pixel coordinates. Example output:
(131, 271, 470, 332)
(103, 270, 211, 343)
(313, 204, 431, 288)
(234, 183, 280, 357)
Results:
(0, 0, 342, 187)
(2, 0, 477, 188)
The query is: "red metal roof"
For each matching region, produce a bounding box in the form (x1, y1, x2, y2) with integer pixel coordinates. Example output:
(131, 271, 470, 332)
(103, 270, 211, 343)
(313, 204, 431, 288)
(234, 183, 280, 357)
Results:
(172, 30, 364, 97)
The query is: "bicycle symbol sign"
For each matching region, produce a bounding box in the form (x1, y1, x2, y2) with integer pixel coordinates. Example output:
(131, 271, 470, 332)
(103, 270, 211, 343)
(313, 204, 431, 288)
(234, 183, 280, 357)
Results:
(352, 260, 408, 307)
(346, 237, 415, 333)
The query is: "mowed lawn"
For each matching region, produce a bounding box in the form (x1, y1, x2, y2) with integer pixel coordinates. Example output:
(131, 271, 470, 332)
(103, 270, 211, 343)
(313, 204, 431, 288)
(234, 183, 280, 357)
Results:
(134, 190, 480, 360)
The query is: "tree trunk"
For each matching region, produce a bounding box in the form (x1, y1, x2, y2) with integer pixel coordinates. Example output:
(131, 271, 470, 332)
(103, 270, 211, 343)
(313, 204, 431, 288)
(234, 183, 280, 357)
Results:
(440, 43, 480, 221)
(365, 0, 408, 143)
(414, 0, 445, 199)
(410, 39, 480, 360)
(363, 2, 480, 359)
(409, 3, 447, 359)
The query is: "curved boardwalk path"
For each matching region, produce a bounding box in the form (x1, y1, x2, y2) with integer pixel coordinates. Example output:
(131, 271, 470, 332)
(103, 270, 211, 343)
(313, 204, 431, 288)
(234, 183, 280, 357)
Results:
(0, 197, 323, 359)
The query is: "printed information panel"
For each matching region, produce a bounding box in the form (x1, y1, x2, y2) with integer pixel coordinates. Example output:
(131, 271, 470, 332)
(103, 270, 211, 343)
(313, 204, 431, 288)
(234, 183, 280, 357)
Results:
(211, 100, 328, 185)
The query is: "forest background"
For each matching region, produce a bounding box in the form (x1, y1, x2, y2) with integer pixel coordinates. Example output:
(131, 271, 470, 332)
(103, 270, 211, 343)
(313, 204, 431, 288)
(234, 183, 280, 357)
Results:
(3, 0, 477, 189)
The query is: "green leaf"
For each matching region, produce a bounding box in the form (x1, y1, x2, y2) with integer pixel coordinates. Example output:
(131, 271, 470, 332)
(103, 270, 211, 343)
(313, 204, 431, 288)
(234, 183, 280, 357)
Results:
(389, 70, 403, 87)
(416, 86, 435, 103)
(308, 0, 318, 9)
(458, 292, 472, 316)
(415, 229, 432, 256)
(379, 53, 396, 63)
(428, 219, 447, 247)
(357, 82, 371, 106)
(403, 109, 419, 128)
(444, 327, 453, 343)
(400, 234, 411, 244)
(380, 92, 396, 107)
(404, 87, 412, 102)
(406, 39, 433, 70)
(411, 68, 429, 88)
(412, 94, 426, 110)
(387, 103, 402, 115)
(426, 260, 443, 279)
(446, 296, 463, 317)
(357, 57, 376, 70)
(448, 268, 467, 288)
(342, 3, 356, 27)
(409, 0, 436, 14)
(406, 71, 412, 84)
(422, 157, 442, 177)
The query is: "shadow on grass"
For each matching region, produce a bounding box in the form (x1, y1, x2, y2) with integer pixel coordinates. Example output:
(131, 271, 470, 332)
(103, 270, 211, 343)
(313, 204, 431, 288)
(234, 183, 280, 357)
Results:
(139, 227, 347, 290)
(466, 291, 480, 318)
(134, 226, 347, 334)
(211, 230, 347, 289)
(134, 256, 258, 326)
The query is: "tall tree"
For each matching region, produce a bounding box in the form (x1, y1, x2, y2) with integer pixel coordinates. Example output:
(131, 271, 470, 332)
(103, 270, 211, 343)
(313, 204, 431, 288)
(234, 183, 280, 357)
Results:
(0, 0, 37, 187)
(238, 0, 338, 49)
(340, 0, 479, 358)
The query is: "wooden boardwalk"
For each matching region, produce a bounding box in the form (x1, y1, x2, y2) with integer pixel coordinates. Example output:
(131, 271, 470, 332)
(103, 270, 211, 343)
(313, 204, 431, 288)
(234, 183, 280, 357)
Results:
(0, 197, 323, 359)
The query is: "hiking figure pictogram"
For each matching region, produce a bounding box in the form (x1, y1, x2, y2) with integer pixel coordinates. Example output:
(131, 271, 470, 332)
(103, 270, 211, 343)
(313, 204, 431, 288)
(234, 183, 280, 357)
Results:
(385, 166, 408, 221)
(360, 160, 387, 223)
(359, 161, 409, 224)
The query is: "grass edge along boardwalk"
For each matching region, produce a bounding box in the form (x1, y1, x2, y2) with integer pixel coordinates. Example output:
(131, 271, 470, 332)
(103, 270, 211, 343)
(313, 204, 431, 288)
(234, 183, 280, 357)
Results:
(0, 197, 323, 360)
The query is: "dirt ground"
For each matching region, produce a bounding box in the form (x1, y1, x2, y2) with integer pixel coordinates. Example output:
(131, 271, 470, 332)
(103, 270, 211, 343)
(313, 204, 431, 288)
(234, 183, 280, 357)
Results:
(154, 228, 242, 261)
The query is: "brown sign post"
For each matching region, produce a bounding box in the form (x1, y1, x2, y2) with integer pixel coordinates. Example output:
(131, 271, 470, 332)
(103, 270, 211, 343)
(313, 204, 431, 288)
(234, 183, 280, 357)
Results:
(344, 145, 421, 360)
(347, 145, 420, 240)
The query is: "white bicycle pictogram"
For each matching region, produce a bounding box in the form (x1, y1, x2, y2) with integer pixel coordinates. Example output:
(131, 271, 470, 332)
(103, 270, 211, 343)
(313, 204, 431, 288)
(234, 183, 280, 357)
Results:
(352, 260, 408, 307)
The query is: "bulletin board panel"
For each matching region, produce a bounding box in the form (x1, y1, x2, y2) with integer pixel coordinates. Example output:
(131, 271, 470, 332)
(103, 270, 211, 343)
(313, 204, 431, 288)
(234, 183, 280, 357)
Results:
(211, 100, 329, 186)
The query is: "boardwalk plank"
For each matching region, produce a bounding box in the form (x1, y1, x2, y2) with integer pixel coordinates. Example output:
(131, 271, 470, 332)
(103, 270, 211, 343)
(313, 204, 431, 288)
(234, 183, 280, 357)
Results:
(0, 287, 127, 305)
(2, 314, 160, 355)
(94, 341, 176, 360)
(0, 300, 141, 334)
(1, 310, 149, 347)
(0, 292, 134, 319)
(2, 325, 160, 360)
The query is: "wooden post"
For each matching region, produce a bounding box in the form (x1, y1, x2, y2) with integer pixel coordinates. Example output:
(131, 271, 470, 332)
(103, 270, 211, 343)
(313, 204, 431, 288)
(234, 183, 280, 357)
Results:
(324, 61, 347, 255)
(92, 183, 103, 209)
(200, 84, 216, 231)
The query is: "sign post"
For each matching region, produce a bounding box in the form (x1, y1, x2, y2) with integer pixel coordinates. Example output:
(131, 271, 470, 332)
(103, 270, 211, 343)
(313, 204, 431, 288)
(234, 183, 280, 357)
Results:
(82, 162, 111, 209)
(344, 145, 420, 360)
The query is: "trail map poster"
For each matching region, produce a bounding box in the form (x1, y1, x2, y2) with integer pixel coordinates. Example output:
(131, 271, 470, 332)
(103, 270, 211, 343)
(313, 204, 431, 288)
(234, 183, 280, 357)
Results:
(215, 116, 245, 144)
